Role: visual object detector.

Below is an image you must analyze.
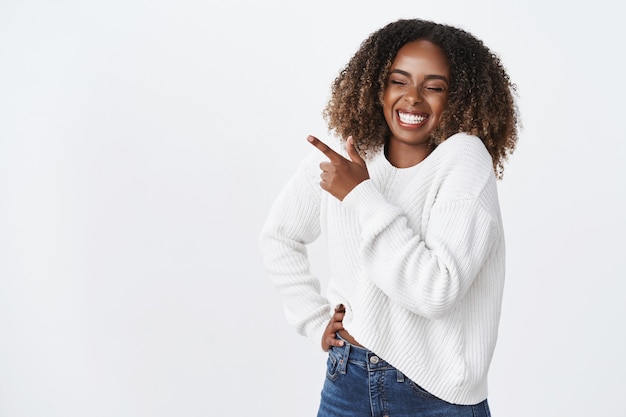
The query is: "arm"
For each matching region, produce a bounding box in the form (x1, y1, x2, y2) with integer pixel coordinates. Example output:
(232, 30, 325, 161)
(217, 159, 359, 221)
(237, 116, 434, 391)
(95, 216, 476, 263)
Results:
(344, 181, 498, 319)
(304, 133, 499, 320)
(342, 136, 500, 319)
(259, 153, 332, 346)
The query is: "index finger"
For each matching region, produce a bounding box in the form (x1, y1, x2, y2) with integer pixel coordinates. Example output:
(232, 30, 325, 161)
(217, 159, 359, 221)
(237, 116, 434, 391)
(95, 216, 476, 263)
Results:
(307, 135, 341, 161)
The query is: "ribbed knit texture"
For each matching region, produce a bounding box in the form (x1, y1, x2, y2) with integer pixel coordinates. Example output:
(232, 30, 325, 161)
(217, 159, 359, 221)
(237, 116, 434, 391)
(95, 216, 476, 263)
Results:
(260, 133, 505, 405)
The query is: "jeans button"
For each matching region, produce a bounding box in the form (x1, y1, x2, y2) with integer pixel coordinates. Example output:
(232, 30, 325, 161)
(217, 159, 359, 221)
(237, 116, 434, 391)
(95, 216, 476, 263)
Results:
(369, 355, 379, 364)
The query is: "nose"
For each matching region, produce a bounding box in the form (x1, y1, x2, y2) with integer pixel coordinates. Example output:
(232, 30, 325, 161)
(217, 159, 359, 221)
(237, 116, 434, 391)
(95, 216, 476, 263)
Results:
(404, 87, 422, 105)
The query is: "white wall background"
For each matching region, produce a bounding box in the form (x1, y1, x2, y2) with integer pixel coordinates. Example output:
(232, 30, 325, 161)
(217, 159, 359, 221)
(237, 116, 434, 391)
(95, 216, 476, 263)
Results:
(1, 0, 624, 416)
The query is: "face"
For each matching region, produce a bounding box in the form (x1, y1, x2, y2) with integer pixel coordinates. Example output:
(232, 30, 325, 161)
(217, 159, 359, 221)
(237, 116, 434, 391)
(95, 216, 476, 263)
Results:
(382, 40, 450, 154)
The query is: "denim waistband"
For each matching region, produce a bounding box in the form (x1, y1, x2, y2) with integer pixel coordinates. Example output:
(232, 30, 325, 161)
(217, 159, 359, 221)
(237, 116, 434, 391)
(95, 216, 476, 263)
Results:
(322, 334, 489, 415)
(334, 333, 396, 371)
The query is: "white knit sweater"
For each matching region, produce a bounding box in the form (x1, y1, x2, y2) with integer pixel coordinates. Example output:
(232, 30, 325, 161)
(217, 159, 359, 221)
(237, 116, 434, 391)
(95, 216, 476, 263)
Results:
(259, 133, 505, 405)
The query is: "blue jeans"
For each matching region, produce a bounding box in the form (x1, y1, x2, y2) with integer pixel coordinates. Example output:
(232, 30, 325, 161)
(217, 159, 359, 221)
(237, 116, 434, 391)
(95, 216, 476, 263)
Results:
(317, 335, 491, 417)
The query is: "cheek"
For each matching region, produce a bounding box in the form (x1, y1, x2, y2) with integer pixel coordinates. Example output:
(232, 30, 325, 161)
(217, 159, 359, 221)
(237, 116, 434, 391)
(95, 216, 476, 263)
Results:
(433, 97, 448, 116)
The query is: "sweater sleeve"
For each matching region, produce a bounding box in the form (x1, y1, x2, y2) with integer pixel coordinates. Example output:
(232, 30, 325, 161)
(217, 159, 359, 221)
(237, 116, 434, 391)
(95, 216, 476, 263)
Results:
(342, 137, 499, 319)
(259, 153, 331, 347)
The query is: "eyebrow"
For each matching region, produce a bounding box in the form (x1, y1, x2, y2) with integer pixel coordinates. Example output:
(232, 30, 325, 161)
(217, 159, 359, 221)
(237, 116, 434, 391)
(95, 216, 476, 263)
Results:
(390, 69, 449, 83)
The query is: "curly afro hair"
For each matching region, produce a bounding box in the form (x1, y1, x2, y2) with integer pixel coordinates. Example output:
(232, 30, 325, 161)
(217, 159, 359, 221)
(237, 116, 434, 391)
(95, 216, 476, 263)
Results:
(323, 18, 519, 178)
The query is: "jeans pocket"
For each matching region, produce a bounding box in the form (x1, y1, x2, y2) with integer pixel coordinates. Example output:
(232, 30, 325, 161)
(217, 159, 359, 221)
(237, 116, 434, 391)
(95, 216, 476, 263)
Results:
(325, 347, 342, 381)
(407, 379, 438, 400)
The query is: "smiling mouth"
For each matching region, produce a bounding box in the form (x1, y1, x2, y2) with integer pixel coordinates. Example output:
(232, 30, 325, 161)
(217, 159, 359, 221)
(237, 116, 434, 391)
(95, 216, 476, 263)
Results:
(397, 110, 428, 126)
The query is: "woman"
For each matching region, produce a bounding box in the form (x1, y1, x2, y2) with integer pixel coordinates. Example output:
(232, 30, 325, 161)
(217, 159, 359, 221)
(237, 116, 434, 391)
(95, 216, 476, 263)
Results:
(260, 18, 519, 416)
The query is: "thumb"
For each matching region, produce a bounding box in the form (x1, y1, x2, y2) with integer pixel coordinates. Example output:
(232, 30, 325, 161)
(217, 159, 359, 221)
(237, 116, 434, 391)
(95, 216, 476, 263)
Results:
(346, 136, 366, 167)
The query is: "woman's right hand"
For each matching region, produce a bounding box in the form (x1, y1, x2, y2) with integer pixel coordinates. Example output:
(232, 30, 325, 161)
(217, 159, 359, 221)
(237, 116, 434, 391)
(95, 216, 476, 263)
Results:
(322, 304, 346, 351)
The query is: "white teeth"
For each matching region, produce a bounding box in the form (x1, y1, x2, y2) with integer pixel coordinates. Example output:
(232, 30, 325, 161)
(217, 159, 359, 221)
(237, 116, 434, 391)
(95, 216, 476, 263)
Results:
(398, 111, 426, 125)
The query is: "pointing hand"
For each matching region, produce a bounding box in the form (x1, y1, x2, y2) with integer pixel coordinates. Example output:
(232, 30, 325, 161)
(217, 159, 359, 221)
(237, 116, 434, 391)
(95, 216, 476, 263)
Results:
(307, 135, 369, 201)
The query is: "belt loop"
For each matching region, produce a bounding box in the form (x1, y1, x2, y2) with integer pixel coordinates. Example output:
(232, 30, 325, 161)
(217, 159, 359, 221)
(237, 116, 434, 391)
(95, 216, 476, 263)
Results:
(396, 370, 404, 383)
(338, 342, 350, 375)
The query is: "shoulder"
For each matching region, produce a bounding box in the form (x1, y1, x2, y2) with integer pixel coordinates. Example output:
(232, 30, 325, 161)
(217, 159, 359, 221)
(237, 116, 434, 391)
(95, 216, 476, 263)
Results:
(429, 133, 496, 200)
(434, 133, 492, 170)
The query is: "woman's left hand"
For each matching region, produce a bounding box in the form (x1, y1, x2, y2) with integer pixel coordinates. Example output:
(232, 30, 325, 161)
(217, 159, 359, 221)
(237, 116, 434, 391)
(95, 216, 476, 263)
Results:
(307, 135, 370, 201)
(321, 304, 346, 351)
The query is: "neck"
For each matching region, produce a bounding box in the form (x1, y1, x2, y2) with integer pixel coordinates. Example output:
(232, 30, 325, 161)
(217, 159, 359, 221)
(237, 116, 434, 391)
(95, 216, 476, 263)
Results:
(385, 141, 433, 168)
